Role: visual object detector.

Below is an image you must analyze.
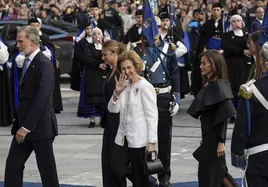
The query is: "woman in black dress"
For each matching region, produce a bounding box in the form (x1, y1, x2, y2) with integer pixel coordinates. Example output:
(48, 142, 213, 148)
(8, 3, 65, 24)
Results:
(101, 40, 125, 187)
(77, 27, 108, 127)
(220, 14, 252, 123)
(187, 50, 237, 187)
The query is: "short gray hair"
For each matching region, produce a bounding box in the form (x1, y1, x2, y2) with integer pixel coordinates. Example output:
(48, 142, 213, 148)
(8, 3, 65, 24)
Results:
(17, 26, 40, 46)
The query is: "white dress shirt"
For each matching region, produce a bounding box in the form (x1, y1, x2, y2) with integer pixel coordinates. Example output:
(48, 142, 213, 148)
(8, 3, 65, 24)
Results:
(0, 41, 9, 71)
(108, 78, 158, 148)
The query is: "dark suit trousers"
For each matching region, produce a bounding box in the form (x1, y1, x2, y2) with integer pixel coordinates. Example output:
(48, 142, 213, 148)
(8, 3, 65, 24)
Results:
(4, 136, 59, 187)
(157, 110, 173, 183)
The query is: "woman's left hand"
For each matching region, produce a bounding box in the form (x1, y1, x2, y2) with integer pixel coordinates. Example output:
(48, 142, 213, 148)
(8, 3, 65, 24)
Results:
(146, 143, 156, 152)
(217, 142, 225, 157)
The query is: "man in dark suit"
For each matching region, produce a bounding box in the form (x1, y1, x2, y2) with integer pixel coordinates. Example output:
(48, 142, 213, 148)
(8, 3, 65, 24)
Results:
(4, 26, 59, 187)
(251, 6, 264, 33)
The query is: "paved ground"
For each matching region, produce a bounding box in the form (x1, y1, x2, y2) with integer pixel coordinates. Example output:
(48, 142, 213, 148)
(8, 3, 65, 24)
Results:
(0, 80, 242, 186)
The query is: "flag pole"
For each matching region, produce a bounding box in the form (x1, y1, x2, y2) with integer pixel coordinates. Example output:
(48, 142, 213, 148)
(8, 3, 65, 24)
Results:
(141, 0, 146, 56)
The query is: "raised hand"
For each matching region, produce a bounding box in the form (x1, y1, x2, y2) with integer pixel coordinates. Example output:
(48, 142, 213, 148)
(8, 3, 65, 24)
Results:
(114, 73, 127, 96)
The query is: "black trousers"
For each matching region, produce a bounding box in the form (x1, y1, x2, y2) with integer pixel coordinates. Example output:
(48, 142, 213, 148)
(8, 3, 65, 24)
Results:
(157, 93, 173, 183)
(247, 175, 268, 187)
(101, 125, 124, 187)
(4, 137, 59, 187)
(111, 139, 149, 187)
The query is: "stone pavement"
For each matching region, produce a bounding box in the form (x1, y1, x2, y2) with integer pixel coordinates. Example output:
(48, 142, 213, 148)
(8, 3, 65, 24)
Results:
(0, 82, 242, 186)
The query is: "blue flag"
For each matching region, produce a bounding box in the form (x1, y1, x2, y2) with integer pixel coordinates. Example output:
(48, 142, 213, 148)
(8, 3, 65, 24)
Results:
(259, 4, 268, 46)
(142, 0, 159, 46)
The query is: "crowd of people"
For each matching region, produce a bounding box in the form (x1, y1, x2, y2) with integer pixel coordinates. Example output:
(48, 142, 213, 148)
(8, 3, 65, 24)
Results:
(1, 0, 268, 186)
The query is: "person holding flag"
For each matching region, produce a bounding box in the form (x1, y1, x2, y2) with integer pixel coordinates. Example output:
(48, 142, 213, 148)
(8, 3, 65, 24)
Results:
(142, 0, 180, 186)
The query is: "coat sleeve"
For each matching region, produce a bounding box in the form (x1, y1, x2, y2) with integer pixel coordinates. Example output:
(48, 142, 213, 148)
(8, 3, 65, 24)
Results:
(231, 98, 249, 156)
(80, 45, 101, 68)
(141, 83, 158, 144)
(197, 23, 209, 53)
(220, 33, 244, 56)
(250, 22, 258, 33)
(215, 121, 227, 143)
(23, 60, 54, 131)
(107, 94, 120, 113)
(169, 52, 180, 93)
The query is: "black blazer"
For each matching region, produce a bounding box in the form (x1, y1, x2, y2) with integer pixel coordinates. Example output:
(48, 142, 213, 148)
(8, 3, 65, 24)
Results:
(12, 51, 58, 141)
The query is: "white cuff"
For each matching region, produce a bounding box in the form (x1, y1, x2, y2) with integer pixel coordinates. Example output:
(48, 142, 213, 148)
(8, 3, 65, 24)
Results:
(22, 127, 30, 133)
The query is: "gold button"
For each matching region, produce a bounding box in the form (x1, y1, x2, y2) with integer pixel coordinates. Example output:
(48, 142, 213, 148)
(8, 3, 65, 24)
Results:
(162, 72, 165, 74)
(163, 78, 166, 80)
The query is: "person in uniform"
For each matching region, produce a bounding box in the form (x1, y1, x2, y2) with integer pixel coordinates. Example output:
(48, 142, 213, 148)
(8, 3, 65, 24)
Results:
(158, 11, 189, 99)
(75, 1, 115, 44)
(191, 3, 224, 97)
(220, 14, 251, 123)
(123, 9, 143, 46)
(231, 42, 268, 186)
(187, 8, 204, 67)
(187, 50, 237, 187)
(103, 0, 124, 41)
(143, 33, 180, 187)
(28, 17, 63, 114)
(0, 39, 13, 127)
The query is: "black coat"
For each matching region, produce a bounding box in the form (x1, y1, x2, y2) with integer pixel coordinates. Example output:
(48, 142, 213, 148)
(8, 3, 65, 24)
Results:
(40, 33, 63, 113)
(12, 52, 58, 141)
(70, 38, 89, 91)
(198, 18, 224, 53)
(0, 63, 14, 127)
(231, 76, 268, 176)
(81, 43, 108, 104)
(187, 79, 236, 187)
(220, 30, 252, 89)
(123, 24, 142, 44)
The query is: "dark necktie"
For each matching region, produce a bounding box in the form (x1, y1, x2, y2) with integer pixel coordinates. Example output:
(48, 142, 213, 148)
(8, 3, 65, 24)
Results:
(21, 58, 30, 80)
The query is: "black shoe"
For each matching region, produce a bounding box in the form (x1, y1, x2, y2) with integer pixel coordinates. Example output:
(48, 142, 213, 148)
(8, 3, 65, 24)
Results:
(88, 122, 95, 128)
(159, 181, 171, 187)
(229, 116, 236, 124)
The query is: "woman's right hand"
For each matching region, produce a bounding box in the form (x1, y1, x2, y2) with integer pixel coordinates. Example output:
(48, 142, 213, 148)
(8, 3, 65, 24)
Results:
(114, 73, 127, 96)
(244, 49, 251, 57)
(146, 143, 156, 152)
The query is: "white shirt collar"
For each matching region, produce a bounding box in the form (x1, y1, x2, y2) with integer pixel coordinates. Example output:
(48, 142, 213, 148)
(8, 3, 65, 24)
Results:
(233, 29, 244, 37)
(27, 48, 41, 61)
(94, 42, 102, 50)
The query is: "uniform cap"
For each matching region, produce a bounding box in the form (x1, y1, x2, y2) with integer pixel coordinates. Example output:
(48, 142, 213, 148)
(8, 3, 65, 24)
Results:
(136, 9, 143, 16)
(212, 3, 222, 9)
(158, 11, 169, 20)
(90, 1, 99, 8)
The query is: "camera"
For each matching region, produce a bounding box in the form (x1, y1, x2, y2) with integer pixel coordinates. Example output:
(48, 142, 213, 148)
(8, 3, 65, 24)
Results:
(28, 1, 35, 10)
(28, 1, 35, 18)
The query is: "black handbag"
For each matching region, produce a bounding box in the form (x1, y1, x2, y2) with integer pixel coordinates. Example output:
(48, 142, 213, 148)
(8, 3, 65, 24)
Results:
(146, 151, 164, 175)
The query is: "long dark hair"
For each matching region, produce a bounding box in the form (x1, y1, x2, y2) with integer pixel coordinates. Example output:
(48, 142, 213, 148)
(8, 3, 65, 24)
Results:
(200, 50, 229, 84)
(248, 31, 262, 80)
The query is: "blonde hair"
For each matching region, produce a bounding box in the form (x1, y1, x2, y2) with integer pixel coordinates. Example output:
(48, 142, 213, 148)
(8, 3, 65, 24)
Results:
(102, 40, 125, 55)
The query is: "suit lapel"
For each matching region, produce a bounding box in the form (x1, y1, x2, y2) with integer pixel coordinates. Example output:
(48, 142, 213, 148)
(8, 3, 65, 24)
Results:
(19, 52, 40, 88)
